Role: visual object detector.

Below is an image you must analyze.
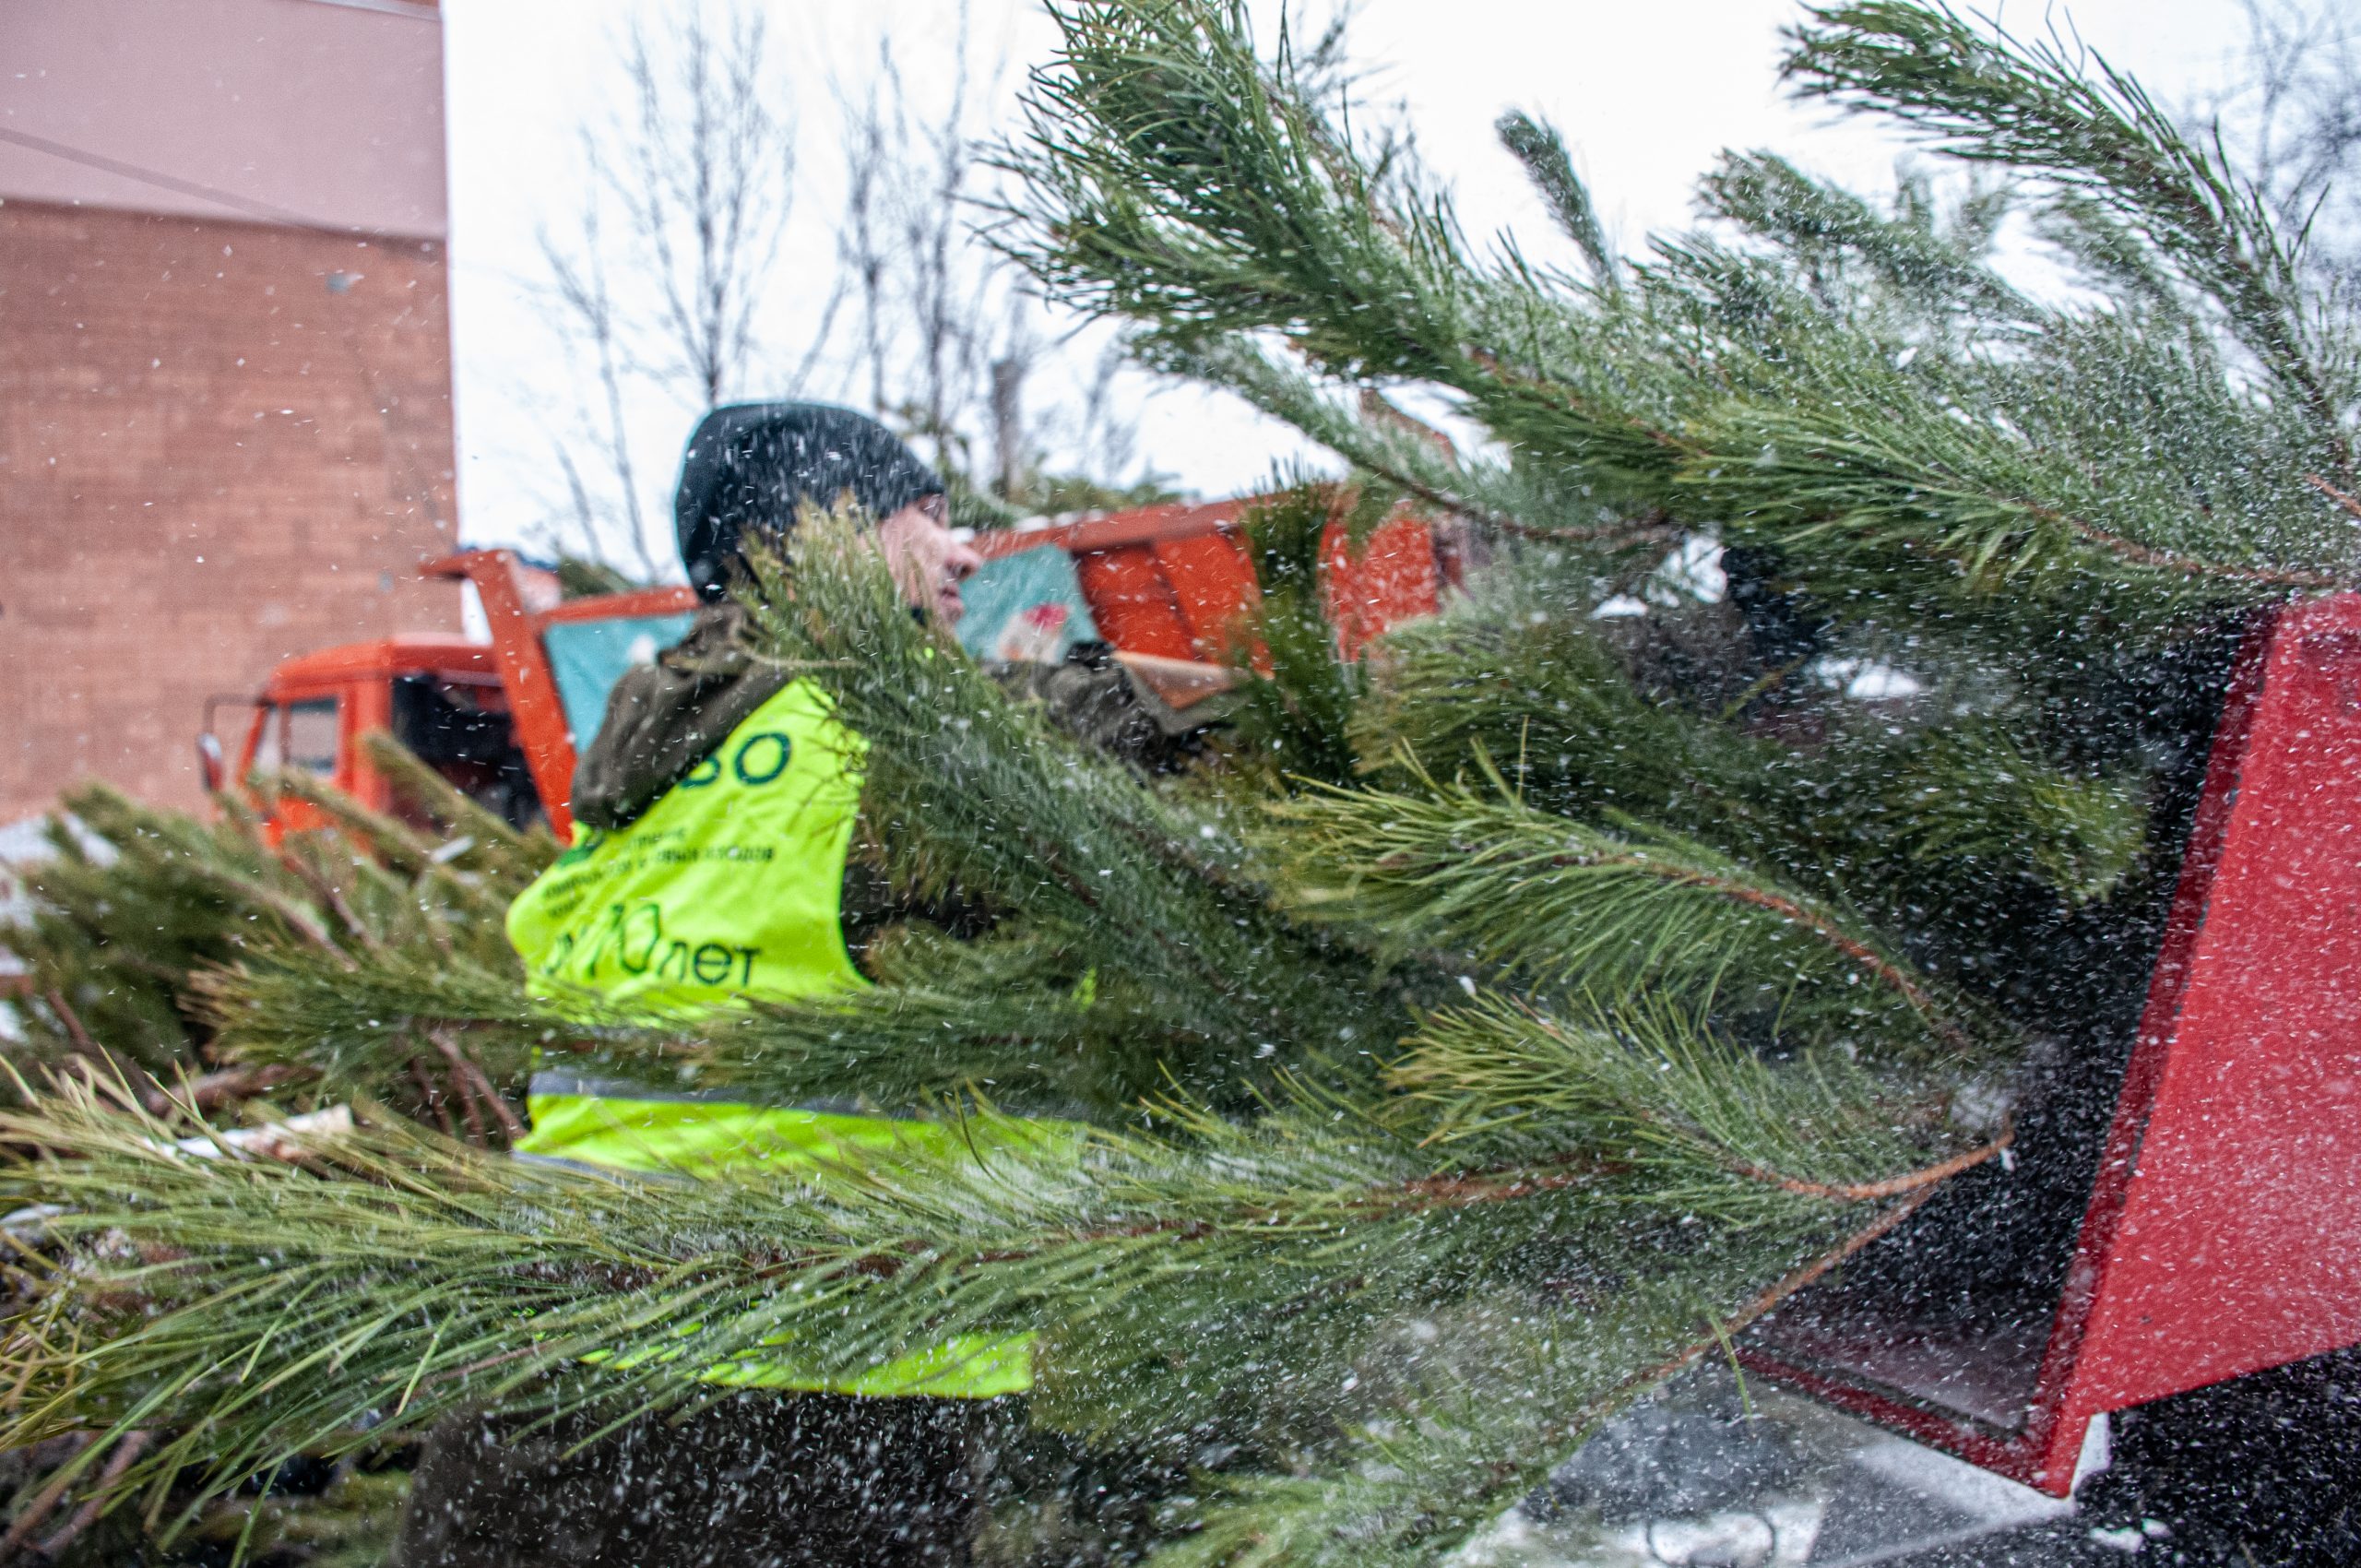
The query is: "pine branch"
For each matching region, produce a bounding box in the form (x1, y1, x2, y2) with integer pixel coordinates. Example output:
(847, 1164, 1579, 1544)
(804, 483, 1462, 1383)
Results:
(195, 944, 541, 1102)
(1125, 1182, 1949, 1568)
(688, 945, 1191, 1118)
(1358, 603, 2153, 970)
(1268, 763, 1980, 1054)
(1000, 1, 1473, 383)
(1008, 0, 2361, 639)
(1392, 994, 1989, 1207)
(1144, 332, 1678, 552)
(0, 1056, 1972, 1537)
(732, 517, 1410, 1098)
(1785, 2, 2354, 470)
(355, 730, 558, 884)
(1638, 237, 2357, 602)
(6, 787, 366, 1075)
(1221, 483, 1369, 790)
(26, 8, 2351, 1561)
(1698, 150, 2028, 322)
(1495, 111, 1619, 291)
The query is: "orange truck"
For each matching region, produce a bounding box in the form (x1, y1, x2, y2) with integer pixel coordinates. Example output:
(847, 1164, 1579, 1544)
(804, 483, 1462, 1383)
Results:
(200, 499, 1451, 839)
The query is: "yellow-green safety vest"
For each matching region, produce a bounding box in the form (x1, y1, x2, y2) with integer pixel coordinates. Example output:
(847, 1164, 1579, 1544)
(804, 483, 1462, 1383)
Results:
(506, 677, 1032, 1398)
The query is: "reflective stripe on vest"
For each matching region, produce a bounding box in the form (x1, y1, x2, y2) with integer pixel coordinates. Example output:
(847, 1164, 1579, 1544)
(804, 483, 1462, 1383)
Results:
(504, 680, 1034, 1398)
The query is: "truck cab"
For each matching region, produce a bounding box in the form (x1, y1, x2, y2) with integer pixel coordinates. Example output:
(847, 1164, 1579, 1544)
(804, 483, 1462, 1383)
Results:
(204, 635, 530, 832)
(200, 552, 699, 839)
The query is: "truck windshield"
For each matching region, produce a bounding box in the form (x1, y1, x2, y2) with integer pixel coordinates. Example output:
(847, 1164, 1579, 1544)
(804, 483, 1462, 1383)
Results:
(955, 543, 1102, 663)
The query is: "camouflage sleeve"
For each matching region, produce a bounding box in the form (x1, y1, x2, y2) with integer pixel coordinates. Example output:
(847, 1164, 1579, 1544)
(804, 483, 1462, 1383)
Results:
(987, 643, 1234, 771)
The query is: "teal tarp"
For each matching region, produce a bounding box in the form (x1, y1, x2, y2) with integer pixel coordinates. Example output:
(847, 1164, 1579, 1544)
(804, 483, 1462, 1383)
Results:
(542, 614, 698, 746)
(955, 543, 1100, 664)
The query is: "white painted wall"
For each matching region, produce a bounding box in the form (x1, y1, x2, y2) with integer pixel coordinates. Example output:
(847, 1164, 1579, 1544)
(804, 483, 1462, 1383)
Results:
(0, 0, 446, 238)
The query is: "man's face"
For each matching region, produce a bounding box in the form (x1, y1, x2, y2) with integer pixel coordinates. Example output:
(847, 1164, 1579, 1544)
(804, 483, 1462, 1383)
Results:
(874, 494, 984, 627)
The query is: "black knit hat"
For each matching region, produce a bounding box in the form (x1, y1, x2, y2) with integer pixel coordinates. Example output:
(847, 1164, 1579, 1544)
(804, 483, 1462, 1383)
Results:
(673, 402, 944, 600)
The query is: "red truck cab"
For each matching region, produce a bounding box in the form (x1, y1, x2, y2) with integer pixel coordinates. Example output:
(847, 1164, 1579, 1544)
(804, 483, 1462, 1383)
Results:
(200, 555, 700, 839)
(203, 634, 522, 833)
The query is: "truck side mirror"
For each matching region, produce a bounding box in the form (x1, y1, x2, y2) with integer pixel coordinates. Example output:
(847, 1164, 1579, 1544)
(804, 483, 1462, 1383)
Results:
(196, 731, 226, 795)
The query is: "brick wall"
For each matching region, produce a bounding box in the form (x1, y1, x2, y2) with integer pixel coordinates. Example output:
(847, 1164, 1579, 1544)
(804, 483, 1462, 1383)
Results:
(0, 199, 459, 820)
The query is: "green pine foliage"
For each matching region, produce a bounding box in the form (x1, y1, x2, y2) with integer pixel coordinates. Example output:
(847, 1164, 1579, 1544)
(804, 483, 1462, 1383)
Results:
(3, 3, 2355, 1562)
(6, 784, 293, 1077)
(1003, 0, 2355, 623)
(1217, 481, 1379, 790)
(0, 522, 1998, 1562)
(3, 742, 551, 1128)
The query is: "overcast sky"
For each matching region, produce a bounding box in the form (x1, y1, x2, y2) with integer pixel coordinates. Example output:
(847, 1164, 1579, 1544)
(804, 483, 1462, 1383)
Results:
(441, 0, 2259, 565)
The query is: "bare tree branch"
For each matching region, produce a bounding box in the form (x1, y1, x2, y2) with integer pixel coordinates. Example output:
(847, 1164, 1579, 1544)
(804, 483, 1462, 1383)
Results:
(827, 6, 1065, 497)
(613, 6, 794, 409)
(537, 183, 661, 581)
(531, 0, 1165, 565)
(2199, 0, 2361, 289)
(535, 3, 803, 577)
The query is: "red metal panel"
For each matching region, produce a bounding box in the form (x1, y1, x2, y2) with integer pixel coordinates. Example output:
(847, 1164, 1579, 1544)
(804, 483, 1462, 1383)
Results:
(972, 499, 1251, 561)
(1150, 532, 1259, 660)
(260, 637, 495, 696)
(1741, 597, 2361, 1495)
(2036, 594, 2361, 1474)
(975, 495, 1442, 666)
(234, 705, 270, 785)
(1732, 1343, 2032, 1480)
(424, 552, 582, 840)
(540, 585, 700, 624)
(343, 675, 395, 814)
(1323, 511, 1442, 660)
(1072, 545, 1200, 663)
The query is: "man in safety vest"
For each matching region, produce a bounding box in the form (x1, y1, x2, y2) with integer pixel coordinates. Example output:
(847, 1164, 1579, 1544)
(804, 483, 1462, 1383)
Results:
(397, 404, 1039, 1568)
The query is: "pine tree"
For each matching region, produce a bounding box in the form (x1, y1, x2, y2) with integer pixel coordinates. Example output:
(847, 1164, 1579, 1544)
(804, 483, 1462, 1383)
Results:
(2, 3, 2355, 1562)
